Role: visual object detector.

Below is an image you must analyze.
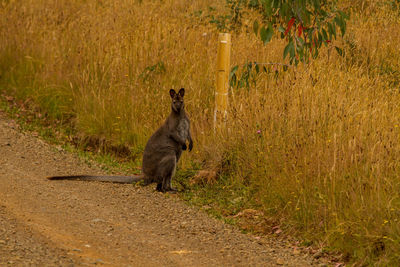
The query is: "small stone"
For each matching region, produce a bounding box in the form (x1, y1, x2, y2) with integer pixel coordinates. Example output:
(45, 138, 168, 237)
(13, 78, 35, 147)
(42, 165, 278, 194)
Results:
(276, 258, 285, 265)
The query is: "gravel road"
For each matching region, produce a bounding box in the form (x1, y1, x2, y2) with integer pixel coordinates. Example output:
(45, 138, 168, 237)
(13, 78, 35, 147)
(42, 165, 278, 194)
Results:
(0, 110, 317, 266)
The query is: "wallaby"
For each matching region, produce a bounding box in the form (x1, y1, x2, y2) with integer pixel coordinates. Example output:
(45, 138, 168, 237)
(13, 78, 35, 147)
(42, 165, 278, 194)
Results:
(48, 88, 193, 193)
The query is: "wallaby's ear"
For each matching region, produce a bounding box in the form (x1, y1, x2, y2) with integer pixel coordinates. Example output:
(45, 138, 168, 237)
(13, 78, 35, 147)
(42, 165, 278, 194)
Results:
(178, 88, 185, 97)
(169, 89, 176, 98)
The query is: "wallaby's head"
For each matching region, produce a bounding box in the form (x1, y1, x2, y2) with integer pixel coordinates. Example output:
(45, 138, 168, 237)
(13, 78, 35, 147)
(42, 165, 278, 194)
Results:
(170, 88, 185, 113)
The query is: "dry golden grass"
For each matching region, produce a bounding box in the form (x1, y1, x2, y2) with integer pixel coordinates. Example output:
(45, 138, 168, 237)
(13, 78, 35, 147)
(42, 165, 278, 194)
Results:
(1, 0, 400, 264)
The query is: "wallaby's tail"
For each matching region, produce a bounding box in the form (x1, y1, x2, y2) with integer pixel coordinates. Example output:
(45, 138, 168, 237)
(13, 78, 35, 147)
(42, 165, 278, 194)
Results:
(47, 174, 145, 184)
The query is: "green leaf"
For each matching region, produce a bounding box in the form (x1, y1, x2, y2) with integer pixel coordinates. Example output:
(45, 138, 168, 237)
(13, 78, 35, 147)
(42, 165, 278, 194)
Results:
(265, 23, 273, 43)
(327, 22, 335, 39)
(229, 65, 239, 87)
(253, 20, 259, 36)
(298, 46, 304, 61)
(307, 28, 314, 43)
(335, 15, 346, 36)
(331, 22, 337, 39)
(316, 32, 322, 48)
(335, 46, 343, 57)
(260, 26, 267, 43)
(289, 41, 295, 58)
(259, 24, 273, 45)
(283, 40, 294, 60)
(283, 42, 291, 59)
(322, 28, 328, 41)
(230, 65, 238, 76)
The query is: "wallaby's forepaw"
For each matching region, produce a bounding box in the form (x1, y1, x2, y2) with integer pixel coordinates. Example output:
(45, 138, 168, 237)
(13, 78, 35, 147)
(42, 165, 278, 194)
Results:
(189, 141, 193, 152)
(182, 143, 187, 151)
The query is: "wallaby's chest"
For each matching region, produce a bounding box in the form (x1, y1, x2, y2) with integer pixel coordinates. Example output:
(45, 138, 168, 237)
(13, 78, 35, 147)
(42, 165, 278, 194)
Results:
(177, 118, 189, 140)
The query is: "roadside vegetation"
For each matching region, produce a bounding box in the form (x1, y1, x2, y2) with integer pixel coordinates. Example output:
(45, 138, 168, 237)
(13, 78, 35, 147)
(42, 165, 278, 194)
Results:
(1, 0, 400, 265)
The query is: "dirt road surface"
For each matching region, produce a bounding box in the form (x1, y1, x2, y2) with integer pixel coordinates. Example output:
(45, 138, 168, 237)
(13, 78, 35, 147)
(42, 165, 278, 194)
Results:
(0, 111, 317, 266)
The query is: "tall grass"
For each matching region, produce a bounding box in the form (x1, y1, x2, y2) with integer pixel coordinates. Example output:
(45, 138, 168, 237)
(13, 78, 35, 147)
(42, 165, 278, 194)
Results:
(1, 0, 400, 264)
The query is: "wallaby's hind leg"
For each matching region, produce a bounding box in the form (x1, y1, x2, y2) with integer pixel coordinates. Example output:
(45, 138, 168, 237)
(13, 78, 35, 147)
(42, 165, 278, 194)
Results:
(156, 183, 162, 192)
(158, 155, 177, 193)
(162, 173, 176, 193)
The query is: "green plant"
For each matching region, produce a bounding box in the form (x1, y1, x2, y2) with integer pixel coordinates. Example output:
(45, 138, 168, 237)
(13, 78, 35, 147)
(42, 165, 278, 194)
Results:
(252, 0, 349, 64)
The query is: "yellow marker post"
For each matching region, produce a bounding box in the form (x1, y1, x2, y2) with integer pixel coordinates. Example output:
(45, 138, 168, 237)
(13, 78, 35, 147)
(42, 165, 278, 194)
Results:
(214, 33, 231, 130)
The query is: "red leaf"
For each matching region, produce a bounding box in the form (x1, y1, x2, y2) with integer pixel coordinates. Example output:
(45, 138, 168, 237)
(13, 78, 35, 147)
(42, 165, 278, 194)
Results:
(284, 17, 295, 36)
(326, 40, 331, 43)
(297, 24, 303, 37)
